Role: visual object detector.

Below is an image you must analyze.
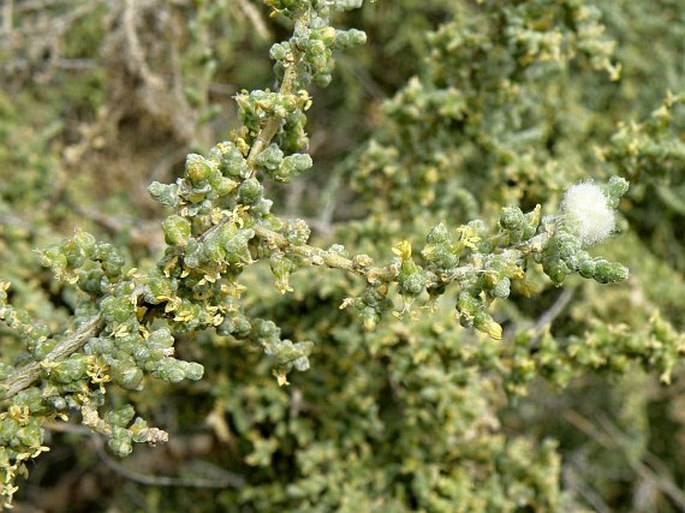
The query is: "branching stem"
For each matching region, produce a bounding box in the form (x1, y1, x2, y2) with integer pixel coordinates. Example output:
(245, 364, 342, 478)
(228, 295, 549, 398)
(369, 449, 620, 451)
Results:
(246, 10, 307, 168)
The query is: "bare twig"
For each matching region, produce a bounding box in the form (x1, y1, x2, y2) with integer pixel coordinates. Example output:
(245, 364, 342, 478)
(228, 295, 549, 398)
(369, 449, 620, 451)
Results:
(95, 438, 244, 489)
(532, 287, 575, 334)
(0, 1, 98, 41)
(595, 413, 685, 511)
(13, 0, 75, 13)
(562, 462, 613, 513)
(111, 0, 194, 142)
(235, 0, 271, 41)
(122, 0, 163, 91)
(2, 57, 96, 72)
(44, 422, 245, 489)
(564, 409, 685, 511)
(338, 55, 386, 101)
(2, 0, 12, 34)
(0, 314, 104, 401)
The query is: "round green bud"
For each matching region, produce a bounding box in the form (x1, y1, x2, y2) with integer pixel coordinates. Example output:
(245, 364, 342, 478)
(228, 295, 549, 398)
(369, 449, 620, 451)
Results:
(399, 271, 426, 297)
(284, 218, 311, 245)
(18, 387, 47, 414)
(269, 42, 290, 61)
(594, 260, 629, 283)
(492, 277, 511, 299)
(219, 144, 249, 178)
(62, 240, 86, 267)
(334, 28, 367, 48)
(74, 230, 97, 255)
(315, 27, 337, 46)
(254, 144, 284, 172)
(16, 423, 43, 449)
(52, 355, 89, 384)
(108, 429, 133, 457)
(211, 176, 238, 197)
(305, 39, 327, 65)
(426, 222, 450, 244)
(111, 360, 144, 391)
(104, 405, 136, 428)
(313, 72, 332, 87)
(274, 153, 313, 182)
(162, 215, 192, 246)
(149, 328, 174, 348)
(48, 396, 67, 410)
(238, 177, 264, 205)
(185, 154, 214, 185)
(233, 315, 252, 338)
(99, 245, 125, 278)
(360, 306, 379, 331)
(100, 296, 134, 324)
(154, 358, 186, 383)
(500, 207, 526, 231)
(548, 267, 566, 285)
(1, 417, 19, 443)
(0, 362, 14, 381)
(183, 361, 204, 381)
(333, 0, 364, 12)
(604, 176, 630, 201)
(33, 338, 57, 360)
(148, 181, 180, 208)
(40, 246, 67, 271)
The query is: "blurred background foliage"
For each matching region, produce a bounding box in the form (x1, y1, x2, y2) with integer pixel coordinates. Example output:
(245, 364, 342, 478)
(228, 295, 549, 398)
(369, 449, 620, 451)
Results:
(0, 0, 684, 511)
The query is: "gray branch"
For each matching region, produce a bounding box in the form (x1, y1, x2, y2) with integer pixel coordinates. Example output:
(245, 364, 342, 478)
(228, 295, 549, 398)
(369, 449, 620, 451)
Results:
(0, 314, 104, 401)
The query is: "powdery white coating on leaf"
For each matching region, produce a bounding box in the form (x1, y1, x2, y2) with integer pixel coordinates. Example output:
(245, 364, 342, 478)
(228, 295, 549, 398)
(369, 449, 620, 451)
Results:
(561, 182, 616, 246)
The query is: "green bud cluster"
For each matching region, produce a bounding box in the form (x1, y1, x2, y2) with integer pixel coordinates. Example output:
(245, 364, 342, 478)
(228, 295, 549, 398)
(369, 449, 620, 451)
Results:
(270, 252, 298, 294)
(534, 178, 630, 285)
(334, 177, 627, 339)
(538, 224, 629, 286)
(136, 2, 370, 393)
(77, 403, 169, 458)
(253, 144, 314, 183)
(0, 281, 50, 352)
(496, 312, 685, 397)
(341, 285, 394, 332)
(421, 222, 459, 275)
(393, 241, 427, 298)
(0, 392, 49, 504)
(605, 92, 685, 179)
(40, 230, 125, 293)
(267, 1, 366, 89)
(252, 319, 313, 384)
(456, 291, 503, 340)
(499, 205, 540, 244)
(235, 89, 312, 151)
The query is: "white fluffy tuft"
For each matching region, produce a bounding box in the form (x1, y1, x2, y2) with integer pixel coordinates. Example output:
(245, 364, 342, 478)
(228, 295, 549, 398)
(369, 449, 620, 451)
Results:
(561, 182, 615, 246)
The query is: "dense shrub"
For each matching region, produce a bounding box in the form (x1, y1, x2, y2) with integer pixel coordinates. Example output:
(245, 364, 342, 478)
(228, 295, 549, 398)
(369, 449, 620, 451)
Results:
(1, 1, 684, 511)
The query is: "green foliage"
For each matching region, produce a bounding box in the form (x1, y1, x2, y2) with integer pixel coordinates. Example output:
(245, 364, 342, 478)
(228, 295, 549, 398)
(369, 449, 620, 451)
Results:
(1, 1, 685, 512)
